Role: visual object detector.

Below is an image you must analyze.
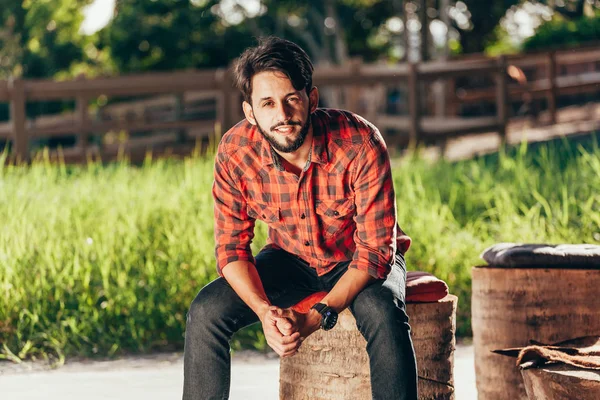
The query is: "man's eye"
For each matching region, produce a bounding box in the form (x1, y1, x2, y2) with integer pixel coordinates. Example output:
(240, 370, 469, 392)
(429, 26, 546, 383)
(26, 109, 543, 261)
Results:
(288, 97, 299, 103)
(262, 101, 273, 107)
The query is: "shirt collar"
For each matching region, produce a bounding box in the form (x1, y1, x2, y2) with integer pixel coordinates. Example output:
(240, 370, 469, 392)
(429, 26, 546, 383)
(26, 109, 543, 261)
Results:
(259, 130, 274, 166)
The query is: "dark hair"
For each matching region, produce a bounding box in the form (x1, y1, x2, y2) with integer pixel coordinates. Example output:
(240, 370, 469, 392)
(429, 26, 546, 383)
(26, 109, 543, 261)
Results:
(233, 36, 314, 105)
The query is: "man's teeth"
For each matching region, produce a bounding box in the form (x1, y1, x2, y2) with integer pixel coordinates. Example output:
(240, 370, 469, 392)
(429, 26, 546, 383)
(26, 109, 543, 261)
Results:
(276, 126, 293, 133)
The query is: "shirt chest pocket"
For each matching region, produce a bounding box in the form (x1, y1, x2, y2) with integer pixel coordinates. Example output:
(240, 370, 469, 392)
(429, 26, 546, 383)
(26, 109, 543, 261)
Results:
(246, 202, 281, 225)
(315, 197, 356, 239)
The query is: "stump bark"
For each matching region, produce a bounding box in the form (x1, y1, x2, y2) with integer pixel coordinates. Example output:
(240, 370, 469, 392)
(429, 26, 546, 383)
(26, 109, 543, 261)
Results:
(279, 294, 457, 400)
(471, 267, 600, 400)
(521, 364, 600, 400)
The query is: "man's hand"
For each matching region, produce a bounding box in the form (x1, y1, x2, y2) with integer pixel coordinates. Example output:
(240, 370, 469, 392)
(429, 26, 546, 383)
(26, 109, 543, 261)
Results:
(272, 308, 322, 341)
(259, 306, 322, 357)
(259, 306, 301, 357)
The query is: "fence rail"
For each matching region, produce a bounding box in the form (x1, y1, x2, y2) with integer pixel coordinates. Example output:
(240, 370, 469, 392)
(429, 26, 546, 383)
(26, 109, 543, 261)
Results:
(1, 45, 599, 163)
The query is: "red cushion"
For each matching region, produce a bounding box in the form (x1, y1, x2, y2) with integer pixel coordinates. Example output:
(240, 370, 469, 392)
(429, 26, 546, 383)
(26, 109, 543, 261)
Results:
(291, 271, 449, 313)
(406, 271, 449, 302)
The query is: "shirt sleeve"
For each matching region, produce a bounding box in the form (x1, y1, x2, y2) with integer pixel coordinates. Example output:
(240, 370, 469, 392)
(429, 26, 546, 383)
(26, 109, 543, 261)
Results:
(350, 127, 399, 280)
(212, 151, 255, 276)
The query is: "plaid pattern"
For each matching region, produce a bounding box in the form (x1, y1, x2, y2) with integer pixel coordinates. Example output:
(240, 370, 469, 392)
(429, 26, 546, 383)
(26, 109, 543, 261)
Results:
(213, 108, 411, 279)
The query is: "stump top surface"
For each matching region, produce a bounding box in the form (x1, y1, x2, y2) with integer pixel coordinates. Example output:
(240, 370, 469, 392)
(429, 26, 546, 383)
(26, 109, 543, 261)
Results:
(523, 364, 600, 382)
(479, 243, 600, 269)
(408, 293, 457, 304)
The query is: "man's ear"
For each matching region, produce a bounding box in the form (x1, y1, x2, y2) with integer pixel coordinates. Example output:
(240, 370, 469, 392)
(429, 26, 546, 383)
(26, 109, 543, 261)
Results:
(309, 87, 319, 113)
(242, 101, 257, 125)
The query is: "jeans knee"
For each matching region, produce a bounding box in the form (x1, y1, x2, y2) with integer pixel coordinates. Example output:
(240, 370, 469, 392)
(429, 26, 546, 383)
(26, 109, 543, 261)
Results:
(352, 285, 410, 332)
(186, 282, 227, 331)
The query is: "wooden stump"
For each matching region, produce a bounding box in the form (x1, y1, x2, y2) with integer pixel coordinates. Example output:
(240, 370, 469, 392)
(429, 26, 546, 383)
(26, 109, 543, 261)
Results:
(521, 364, 600, 400)
(471, 267, 600, 400)
(279, 294, 457, 400)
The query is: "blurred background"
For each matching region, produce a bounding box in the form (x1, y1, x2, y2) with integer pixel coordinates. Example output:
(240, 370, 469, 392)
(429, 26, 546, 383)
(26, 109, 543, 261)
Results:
(0, 0, 599, 367)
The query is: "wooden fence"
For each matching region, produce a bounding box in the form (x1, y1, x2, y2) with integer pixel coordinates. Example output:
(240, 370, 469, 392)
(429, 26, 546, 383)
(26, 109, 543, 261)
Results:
(0, 45, 599, 163)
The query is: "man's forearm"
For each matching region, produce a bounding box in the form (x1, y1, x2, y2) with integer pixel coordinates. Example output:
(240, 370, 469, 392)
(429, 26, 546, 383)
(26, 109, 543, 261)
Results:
(221, 260, 271, 318)
(320, 268, 377, 313)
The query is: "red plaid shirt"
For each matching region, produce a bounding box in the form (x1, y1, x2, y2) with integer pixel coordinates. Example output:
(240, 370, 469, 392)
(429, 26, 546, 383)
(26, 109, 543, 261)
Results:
(213, 109, 411, 279)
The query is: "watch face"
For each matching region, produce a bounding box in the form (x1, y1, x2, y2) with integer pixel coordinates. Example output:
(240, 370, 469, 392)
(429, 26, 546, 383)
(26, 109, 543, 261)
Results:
(322, 309, 338, 331)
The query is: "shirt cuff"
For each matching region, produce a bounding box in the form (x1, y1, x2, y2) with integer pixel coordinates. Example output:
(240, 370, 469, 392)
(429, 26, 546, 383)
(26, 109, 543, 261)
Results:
(215, 249, 255, 277)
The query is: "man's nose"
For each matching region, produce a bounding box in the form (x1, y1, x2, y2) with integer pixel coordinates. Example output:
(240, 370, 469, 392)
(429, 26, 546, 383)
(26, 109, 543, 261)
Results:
(275, 102, 291, 122)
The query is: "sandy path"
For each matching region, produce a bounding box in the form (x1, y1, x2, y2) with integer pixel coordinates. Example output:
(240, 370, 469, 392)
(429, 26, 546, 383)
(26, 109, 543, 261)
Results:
(0, 342, 476, 399)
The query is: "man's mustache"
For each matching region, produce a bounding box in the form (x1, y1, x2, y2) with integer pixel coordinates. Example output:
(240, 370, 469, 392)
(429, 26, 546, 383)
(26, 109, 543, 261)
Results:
(270, 120, 302, 131)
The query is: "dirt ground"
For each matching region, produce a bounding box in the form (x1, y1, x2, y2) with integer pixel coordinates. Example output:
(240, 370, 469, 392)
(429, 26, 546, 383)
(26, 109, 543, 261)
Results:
(0, 341, 476, 399)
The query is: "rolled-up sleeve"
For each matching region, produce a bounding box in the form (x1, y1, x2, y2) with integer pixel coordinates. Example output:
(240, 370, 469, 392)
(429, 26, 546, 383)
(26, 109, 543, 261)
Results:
(212, 151, 255, 276)
(350, 128, 398, 279)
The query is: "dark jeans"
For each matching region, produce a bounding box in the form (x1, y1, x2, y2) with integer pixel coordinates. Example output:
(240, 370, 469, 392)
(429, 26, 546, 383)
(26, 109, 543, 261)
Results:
(182, 247, 418, 400)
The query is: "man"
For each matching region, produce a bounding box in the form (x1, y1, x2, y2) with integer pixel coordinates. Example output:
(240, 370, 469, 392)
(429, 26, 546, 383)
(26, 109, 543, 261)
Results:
(183, 36, 418, 400)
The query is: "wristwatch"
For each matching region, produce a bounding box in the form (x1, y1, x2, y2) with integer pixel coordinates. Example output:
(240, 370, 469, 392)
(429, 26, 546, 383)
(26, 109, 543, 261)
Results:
(310, 303, 338, 331)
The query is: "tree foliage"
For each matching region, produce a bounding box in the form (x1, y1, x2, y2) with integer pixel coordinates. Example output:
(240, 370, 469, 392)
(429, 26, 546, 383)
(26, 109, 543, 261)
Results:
(3, 0, 595, 79)
(214, 0, 402, 64)
(101, 0, 403, 73)
(101, 0, 257, 73)
(0, 0, 96, 79)
(523, 10, 600, 51)
(457, 0, 520, 54)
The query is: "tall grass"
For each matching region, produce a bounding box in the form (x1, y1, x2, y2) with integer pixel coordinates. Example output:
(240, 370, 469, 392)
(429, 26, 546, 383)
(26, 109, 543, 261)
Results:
(1, 134, 598, 362)
(396, 134, 600, 335)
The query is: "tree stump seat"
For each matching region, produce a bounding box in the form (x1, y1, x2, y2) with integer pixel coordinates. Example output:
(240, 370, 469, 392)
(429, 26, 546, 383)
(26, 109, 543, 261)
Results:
(279, 292, 458, 400)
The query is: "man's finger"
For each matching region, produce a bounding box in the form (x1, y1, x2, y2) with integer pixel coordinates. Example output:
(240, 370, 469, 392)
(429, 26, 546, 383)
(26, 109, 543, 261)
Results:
(268, 306, 282, 314)
(272, 314, 298, 336)
(265, 328, 283, 340)
(263, 322, 284, 340)
(279, 332, 301, 345)
(280, 340, 300, 353)
(269, 332, 299, 348)
(281, 349, 298, 358)
(275, 317, 293, 330)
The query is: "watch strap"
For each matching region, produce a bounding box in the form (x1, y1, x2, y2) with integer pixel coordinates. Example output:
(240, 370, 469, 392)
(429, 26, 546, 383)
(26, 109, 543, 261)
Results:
(310, 302, 327, 314)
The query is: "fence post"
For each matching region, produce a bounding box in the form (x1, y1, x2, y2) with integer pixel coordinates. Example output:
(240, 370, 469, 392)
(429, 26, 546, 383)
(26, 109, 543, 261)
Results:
(495, 55, 509, 144)
(446, 77, 457, 116)
(9, 77, 27, 163)
(408, 62, 421, 148)
(174, 92, 186, 143)
(217, 66, 238, 134)
(547, 51, 557, 124)
(346, 58, 362, 113)
(76, 94, 90, 161)
(76, 75, 91, 161)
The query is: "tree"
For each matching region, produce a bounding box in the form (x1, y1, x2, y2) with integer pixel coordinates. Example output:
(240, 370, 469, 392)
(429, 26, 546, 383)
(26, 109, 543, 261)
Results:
(102, 0, 256, 73)
(209, 0, 402, 65)
(456, 0, 520, 54)
(100, 0, 404, 73)
(0, 0, 96, 79)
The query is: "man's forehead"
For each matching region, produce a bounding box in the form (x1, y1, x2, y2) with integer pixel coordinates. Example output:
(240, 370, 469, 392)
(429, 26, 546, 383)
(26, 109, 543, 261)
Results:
(251, 71, 298, 95)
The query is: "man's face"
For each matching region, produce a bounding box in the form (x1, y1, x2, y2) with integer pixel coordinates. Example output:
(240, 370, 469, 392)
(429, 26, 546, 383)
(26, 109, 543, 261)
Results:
(243, 71, 318, 153)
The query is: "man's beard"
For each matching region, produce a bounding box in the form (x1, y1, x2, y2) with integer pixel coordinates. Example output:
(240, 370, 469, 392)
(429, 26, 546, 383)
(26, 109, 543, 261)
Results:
(256, 108, 311, 153)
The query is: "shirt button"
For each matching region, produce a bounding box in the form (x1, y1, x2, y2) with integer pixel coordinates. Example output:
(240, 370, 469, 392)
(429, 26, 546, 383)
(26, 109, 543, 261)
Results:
(304, 241, 310, 246)
(300, 213, 306, 219)
(262, 214, 266, 219)
(333, 211, 340, 216)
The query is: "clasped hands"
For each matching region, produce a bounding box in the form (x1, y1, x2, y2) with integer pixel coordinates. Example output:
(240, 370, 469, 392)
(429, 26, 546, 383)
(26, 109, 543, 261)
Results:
(259, 305, 321, 357)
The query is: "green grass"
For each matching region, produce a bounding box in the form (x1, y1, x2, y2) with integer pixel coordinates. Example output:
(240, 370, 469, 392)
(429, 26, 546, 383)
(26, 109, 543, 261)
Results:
(1, 134, 599, 363)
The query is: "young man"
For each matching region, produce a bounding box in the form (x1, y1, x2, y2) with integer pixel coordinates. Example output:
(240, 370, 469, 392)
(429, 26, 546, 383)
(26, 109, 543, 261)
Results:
(183, 37, 418, 400)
